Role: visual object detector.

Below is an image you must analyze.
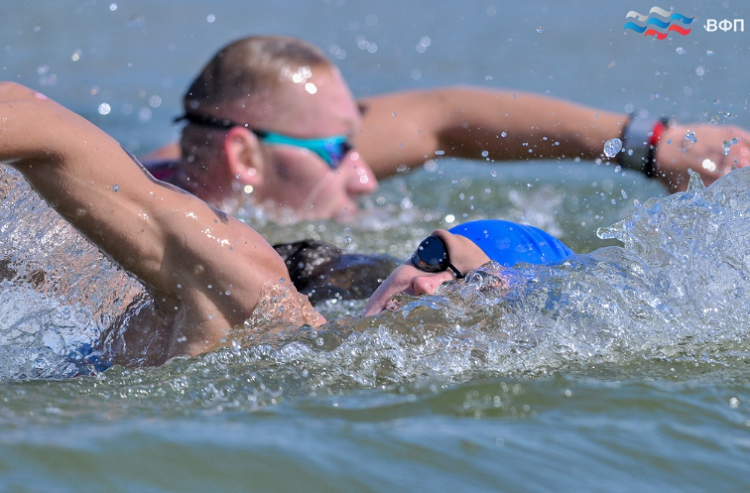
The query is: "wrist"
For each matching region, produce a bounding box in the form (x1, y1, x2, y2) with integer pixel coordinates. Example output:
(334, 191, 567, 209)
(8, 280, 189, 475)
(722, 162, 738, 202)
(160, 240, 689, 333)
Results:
(619, 113, 670, 178)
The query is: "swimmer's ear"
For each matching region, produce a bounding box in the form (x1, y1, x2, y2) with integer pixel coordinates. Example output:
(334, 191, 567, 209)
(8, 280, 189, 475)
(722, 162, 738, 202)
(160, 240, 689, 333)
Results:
(224, 126, 265, 186)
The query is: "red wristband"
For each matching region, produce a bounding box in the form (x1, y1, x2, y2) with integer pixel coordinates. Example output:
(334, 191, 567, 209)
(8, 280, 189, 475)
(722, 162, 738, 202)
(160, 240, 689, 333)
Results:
(644, 119, 668, 178)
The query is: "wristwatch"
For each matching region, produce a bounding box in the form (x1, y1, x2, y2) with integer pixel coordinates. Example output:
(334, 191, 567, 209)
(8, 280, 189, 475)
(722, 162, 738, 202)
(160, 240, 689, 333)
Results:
(619, 113, 670, 178)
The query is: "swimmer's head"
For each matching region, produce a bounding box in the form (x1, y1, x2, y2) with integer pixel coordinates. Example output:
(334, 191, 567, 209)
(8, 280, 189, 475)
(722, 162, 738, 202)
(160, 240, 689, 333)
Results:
(448, 219, 574, 267)
(361, 220, 573, 316)
(182, 36, 334, 115)
(177, 36, 378, 221)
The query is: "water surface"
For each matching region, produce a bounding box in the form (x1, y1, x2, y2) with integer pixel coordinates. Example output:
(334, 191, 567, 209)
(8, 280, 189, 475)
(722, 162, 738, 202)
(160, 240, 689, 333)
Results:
(2, 1, 750, 492)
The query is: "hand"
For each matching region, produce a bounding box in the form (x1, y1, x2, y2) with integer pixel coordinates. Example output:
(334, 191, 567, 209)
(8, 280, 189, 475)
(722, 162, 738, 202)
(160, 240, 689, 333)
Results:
(655, 124, 750, 192)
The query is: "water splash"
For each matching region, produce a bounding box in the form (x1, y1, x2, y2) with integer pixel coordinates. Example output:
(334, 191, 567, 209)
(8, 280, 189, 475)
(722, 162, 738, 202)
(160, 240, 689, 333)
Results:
(4, 167, 750, 389)
(0, 169, 142, 379)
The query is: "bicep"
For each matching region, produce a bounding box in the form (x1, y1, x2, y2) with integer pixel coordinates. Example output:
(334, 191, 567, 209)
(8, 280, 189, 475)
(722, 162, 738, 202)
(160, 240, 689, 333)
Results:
(357, 92, 447, 178)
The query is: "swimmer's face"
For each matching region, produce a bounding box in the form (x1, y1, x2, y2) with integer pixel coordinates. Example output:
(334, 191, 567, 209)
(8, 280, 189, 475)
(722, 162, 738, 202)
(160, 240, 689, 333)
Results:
(251, 66, 377, 221)
(361, 230, 491, 316)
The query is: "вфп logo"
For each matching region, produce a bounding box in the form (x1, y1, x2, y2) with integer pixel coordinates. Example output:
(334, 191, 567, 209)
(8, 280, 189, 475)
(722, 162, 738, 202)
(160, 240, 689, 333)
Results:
(624, 7, 694, 39)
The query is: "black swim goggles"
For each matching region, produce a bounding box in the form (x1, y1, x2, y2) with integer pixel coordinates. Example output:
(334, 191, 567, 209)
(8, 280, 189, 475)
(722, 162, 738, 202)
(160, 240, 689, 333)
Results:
(411, 235, 465, 279)
(175, 113, 352, 169)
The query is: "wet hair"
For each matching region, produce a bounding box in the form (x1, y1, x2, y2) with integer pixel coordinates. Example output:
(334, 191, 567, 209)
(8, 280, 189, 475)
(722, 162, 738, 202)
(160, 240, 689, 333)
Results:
(273, 240, 398, 305)
(182, 36, 333, 115)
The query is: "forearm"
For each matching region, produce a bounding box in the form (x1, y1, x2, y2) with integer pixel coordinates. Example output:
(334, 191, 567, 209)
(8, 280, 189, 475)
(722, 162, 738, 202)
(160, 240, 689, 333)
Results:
(435, 87, 623, 161)
(358, 87, 624, 178)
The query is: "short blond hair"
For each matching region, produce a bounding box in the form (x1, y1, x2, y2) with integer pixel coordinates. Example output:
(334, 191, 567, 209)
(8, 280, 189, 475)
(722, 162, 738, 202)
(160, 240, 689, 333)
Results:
(183, 36, 333, 114)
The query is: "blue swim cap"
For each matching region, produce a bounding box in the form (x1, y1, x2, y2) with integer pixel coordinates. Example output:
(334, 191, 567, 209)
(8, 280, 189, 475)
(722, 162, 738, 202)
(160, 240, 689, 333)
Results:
(449, 219, 573, 268)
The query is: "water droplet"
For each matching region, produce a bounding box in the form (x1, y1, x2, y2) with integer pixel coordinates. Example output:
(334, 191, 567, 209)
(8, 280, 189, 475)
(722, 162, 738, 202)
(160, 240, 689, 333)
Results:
(706, 50, 714, 56)
(344, 236, 352, 243)
(603, 138, 622, 158)
(206, 14, 216, 23)
(536, 26, 544, 33)
(501, 132, 507, 138)
(481, 150, 489, 158)
(685, 130, 698, 143)
(675, 46, 686, 55)
(392, 112, 397, 116)
(98, 103, 111, 115)
(723, 140, 733, 155)
(109, 3, 117, 11)
(696, 66, 706, 76)
(111, 184, 119, 192)
(490, 170, 497, 177)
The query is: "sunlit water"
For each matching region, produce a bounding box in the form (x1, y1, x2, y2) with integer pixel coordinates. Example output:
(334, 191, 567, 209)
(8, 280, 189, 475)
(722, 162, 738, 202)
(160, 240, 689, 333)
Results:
(2, 163, 750, 491)
(3, 1, 750, 492)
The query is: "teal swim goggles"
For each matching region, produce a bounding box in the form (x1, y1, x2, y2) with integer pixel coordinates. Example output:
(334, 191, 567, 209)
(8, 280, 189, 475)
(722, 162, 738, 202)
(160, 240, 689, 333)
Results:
(175, 113, 353, 169)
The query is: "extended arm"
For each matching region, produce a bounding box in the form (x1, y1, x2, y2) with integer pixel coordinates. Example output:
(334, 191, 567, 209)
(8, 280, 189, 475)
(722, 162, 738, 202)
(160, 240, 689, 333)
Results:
(357, 86, 750, 192)
(0, 82, 294, 357)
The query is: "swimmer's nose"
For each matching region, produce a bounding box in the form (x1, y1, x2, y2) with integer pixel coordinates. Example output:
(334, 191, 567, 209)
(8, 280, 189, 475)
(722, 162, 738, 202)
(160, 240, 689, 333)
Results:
(343, 151, 377, 196)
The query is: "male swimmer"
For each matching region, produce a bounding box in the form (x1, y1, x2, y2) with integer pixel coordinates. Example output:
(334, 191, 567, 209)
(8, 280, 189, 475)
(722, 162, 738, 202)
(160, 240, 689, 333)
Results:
(0, 82, 572, 369)
(144, 36, 750, 221)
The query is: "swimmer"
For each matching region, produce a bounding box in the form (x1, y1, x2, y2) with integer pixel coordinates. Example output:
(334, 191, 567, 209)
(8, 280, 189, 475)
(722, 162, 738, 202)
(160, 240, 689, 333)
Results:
(0, 82, 318, 367)
(145, 35, 750, 221)
(0, 82, 574, 369)
(362, 220, 573, 316)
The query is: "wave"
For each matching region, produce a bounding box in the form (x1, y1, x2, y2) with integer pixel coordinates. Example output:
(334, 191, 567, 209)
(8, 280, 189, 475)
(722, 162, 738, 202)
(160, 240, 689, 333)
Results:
(3, 167, 750, 383)
(624, 17, 686, 31)
(626, 8, 694, 25)
(645, 24, 692, 39)
(625, 22, 692, 37)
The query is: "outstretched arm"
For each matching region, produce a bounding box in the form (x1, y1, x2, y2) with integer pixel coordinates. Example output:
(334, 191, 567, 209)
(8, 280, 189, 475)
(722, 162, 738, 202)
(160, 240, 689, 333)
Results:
(0, 82, 296, 357)
(357, 86, 750, 192)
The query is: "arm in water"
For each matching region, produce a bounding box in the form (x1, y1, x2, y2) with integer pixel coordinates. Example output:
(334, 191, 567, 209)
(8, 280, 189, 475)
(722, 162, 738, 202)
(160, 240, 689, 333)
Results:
(0, 82, 317, 363)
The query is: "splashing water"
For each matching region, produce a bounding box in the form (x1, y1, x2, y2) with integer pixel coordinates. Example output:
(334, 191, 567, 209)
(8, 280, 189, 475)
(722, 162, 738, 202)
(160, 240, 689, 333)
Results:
(3, 167, 750, 387)
(0, 169, 143, 379)
(162, 168, 750, 391)
(685, 130, 698, 144)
